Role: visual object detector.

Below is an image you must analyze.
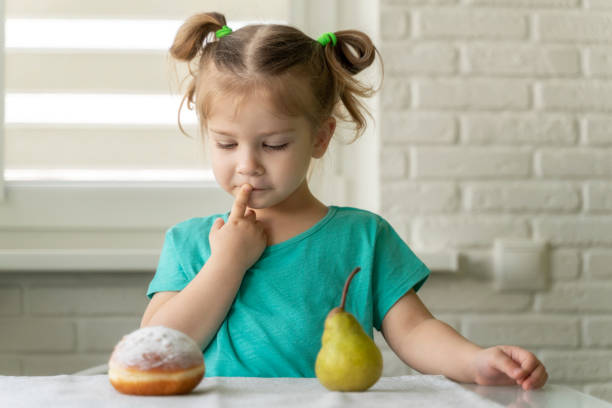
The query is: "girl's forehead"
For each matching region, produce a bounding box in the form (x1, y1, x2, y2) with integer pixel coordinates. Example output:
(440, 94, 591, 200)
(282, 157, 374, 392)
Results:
(208, 92, 300, 125)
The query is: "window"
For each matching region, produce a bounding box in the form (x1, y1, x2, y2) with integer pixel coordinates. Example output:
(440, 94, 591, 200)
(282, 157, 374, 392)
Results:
(4, 1, 291, 183)
(0, 0, 355, 271)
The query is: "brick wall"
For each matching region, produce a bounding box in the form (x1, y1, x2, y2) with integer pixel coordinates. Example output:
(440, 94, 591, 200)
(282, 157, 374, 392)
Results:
(0, 273, 149, 375)
(378, 0, 612, 402)
(1, 0, 611, 404)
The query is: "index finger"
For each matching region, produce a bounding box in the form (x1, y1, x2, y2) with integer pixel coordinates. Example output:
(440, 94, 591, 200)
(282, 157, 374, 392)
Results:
(229, 184, 252, 221)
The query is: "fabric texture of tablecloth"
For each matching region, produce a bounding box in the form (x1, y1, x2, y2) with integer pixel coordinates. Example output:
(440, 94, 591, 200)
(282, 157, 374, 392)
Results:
(0, 374, 504, 407)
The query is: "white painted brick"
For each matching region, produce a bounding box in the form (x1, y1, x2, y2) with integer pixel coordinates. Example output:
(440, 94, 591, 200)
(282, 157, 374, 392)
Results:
(459, 249, 495, 280)
(540, 350, 612, 381)
(468, 0, 579, 6)
(538, 13, 612, 42)
(383, 0, 457, 4)
(77, 318, 141, 352)
(381, 113, 457, 144)
(536, 149, 612, 177)
(463, 315, 579, 348)
(587, 0, 612, 8)
(536, 282, 612, 312)
(417, 79, 530, 110)
(551, 249, 581, 280)
(0, 357, 21, 375)
(586, 117, 612, 146)
(0, 318, 75, 352)
(381, 79, 411, 110)
(534, 217, 612, 246)
(583, 317, 612, 347)
(0, 286, 22, 316)
(413, 147, 531, 179)
(417, 10, 528, 39)
(385, 215, 412, 244)
(586, 47, 612, 77)
(414, 216, 530, 248)
(465, 45, 580, 76)
(380, 148, 408, 180)
(30, 285, 148, 316)
(585, 250, 612, 279)
(585, 384, 612, 404)
(418, 276, 532, 312)
(381, 182, 459, 214)
(538, 81, 612, 111)
(462, 114, 577, 145)
(585, 182, 612, 213)
(465, 182, 580, 212)
(382, 43, 457, 74)
(380, 9, 410, 40)
(23, 354, 108, 376)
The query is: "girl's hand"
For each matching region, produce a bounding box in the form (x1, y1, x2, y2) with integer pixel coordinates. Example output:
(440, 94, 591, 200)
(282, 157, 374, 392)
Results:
(472, 345, 548, 390)
(208, 184, 267, 271)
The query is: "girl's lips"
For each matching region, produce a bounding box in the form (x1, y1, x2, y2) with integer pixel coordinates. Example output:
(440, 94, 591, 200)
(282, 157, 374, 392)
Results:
(235, 186, 267, 192)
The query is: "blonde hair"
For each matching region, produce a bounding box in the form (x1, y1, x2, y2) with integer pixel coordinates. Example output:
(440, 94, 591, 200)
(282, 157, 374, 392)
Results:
(168, 11, 383, 144)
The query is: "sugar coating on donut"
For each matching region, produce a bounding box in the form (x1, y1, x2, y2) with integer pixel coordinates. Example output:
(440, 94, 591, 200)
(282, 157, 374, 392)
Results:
(110, 326, 203, 371)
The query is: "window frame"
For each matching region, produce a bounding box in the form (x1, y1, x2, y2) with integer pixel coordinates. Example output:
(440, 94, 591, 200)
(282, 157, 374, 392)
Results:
(0, 0, 457, 274)
(0, 0, 355, 272)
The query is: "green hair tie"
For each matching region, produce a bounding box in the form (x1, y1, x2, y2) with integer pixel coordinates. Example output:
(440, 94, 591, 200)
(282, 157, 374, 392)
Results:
(215, 25, 233, 39)
(317, 32, 337, 47)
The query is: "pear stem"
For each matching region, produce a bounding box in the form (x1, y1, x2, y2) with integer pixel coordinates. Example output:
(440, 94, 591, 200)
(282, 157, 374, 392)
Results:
(339, 267, 361, 310)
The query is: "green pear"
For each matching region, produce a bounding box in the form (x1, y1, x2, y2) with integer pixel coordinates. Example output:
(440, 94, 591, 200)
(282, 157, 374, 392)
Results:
(315, 267, 383, 392)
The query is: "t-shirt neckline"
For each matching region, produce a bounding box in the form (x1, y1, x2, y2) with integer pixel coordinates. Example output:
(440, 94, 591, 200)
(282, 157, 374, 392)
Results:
(223, 205, 338, 254)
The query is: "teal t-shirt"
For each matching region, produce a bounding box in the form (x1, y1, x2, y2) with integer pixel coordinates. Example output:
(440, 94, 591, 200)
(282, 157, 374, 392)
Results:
(146, 205, 430, 377)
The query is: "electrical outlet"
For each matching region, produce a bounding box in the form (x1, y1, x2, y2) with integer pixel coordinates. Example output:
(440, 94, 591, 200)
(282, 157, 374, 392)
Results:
(494, 239, 549, 291)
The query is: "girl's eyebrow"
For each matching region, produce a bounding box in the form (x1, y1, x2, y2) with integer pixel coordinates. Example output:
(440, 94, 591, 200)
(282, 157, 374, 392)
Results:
(209, 128, 296, 137)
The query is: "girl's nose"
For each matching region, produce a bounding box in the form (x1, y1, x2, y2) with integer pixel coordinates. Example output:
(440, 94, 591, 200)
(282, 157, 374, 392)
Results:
(236, 150, 264, 176)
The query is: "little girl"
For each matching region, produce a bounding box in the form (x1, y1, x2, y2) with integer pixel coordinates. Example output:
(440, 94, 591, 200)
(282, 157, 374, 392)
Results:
(141, 11, 548, 390)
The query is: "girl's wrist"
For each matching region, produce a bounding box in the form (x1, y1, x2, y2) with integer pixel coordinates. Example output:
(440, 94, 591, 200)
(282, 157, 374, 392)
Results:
(207, 253, 248, 276)
(465, 344, 484, 384)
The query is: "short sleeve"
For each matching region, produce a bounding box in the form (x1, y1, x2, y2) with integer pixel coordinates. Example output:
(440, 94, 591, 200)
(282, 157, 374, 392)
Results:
(146, 228, 190, 299)
(371, 218, 431, 331)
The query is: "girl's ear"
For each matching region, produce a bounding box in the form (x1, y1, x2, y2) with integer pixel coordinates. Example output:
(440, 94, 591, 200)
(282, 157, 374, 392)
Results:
(312, 117, 336, 159)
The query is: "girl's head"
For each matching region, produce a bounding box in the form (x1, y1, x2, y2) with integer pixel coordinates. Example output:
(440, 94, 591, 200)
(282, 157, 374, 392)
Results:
(169, 12, 382, 209)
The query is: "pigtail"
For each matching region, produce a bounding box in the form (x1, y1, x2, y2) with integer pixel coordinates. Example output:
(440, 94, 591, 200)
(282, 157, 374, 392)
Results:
(170, 12, 225, 61)
(169, 12, 226, 138)
(321, 30, 384, 142)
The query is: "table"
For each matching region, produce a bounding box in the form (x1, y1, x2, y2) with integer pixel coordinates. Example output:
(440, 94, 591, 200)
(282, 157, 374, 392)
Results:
(0, 374, 610, 407)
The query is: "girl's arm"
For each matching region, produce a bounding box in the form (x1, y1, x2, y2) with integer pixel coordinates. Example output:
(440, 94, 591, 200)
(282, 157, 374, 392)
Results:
(381, 289, 547, 389)
(141, 255, 248, 350)
(381, 289, 480, 383)
(141, 185, 267, 350)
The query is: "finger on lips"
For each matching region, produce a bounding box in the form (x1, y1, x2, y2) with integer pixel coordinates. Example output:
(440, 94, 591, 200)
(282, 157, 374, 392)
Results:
(230, 184, 252, 220)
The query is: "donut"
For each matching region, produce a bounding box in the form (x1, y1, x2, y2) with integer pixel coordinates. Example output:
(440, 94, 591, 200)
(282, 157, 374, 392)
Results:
(108, 326, 205, 395)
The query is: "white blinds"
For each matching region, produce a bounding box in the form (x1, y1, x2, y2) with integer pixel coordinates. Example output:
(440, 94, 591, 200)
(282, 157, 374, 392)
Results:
(4, 0, 291, 182)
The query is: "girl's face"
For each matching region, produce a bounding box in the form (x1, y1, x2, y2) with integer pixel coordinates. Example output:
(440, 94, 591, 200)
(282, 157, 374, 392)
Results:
(205, 91, 330, 210)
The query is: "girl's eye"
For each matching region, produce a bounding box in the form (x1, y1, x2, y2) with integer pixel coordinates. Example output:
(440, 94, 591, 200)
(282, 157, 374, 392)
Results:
(216, 143, 236, 149)
(215, 143, 289, 151)
(264, 143, 289, 151)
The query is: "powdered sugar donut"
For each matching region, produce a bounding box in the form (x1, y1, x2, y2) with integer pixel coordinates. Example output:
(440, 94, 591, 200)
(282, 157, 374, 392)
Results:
(108, 326, 205, 395)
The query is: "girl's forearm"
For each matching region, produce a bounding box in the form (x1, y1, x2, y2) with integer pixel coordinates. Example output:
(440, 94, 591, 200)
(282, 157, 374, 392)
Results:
(143, 256, 246, 350)
(394, 318, 483, 383)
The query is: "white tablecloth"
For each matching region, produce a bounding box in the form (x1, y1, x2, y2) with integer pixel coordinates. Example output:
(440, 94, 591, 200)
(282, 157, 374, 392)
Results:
(0, 375, 504, 408)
